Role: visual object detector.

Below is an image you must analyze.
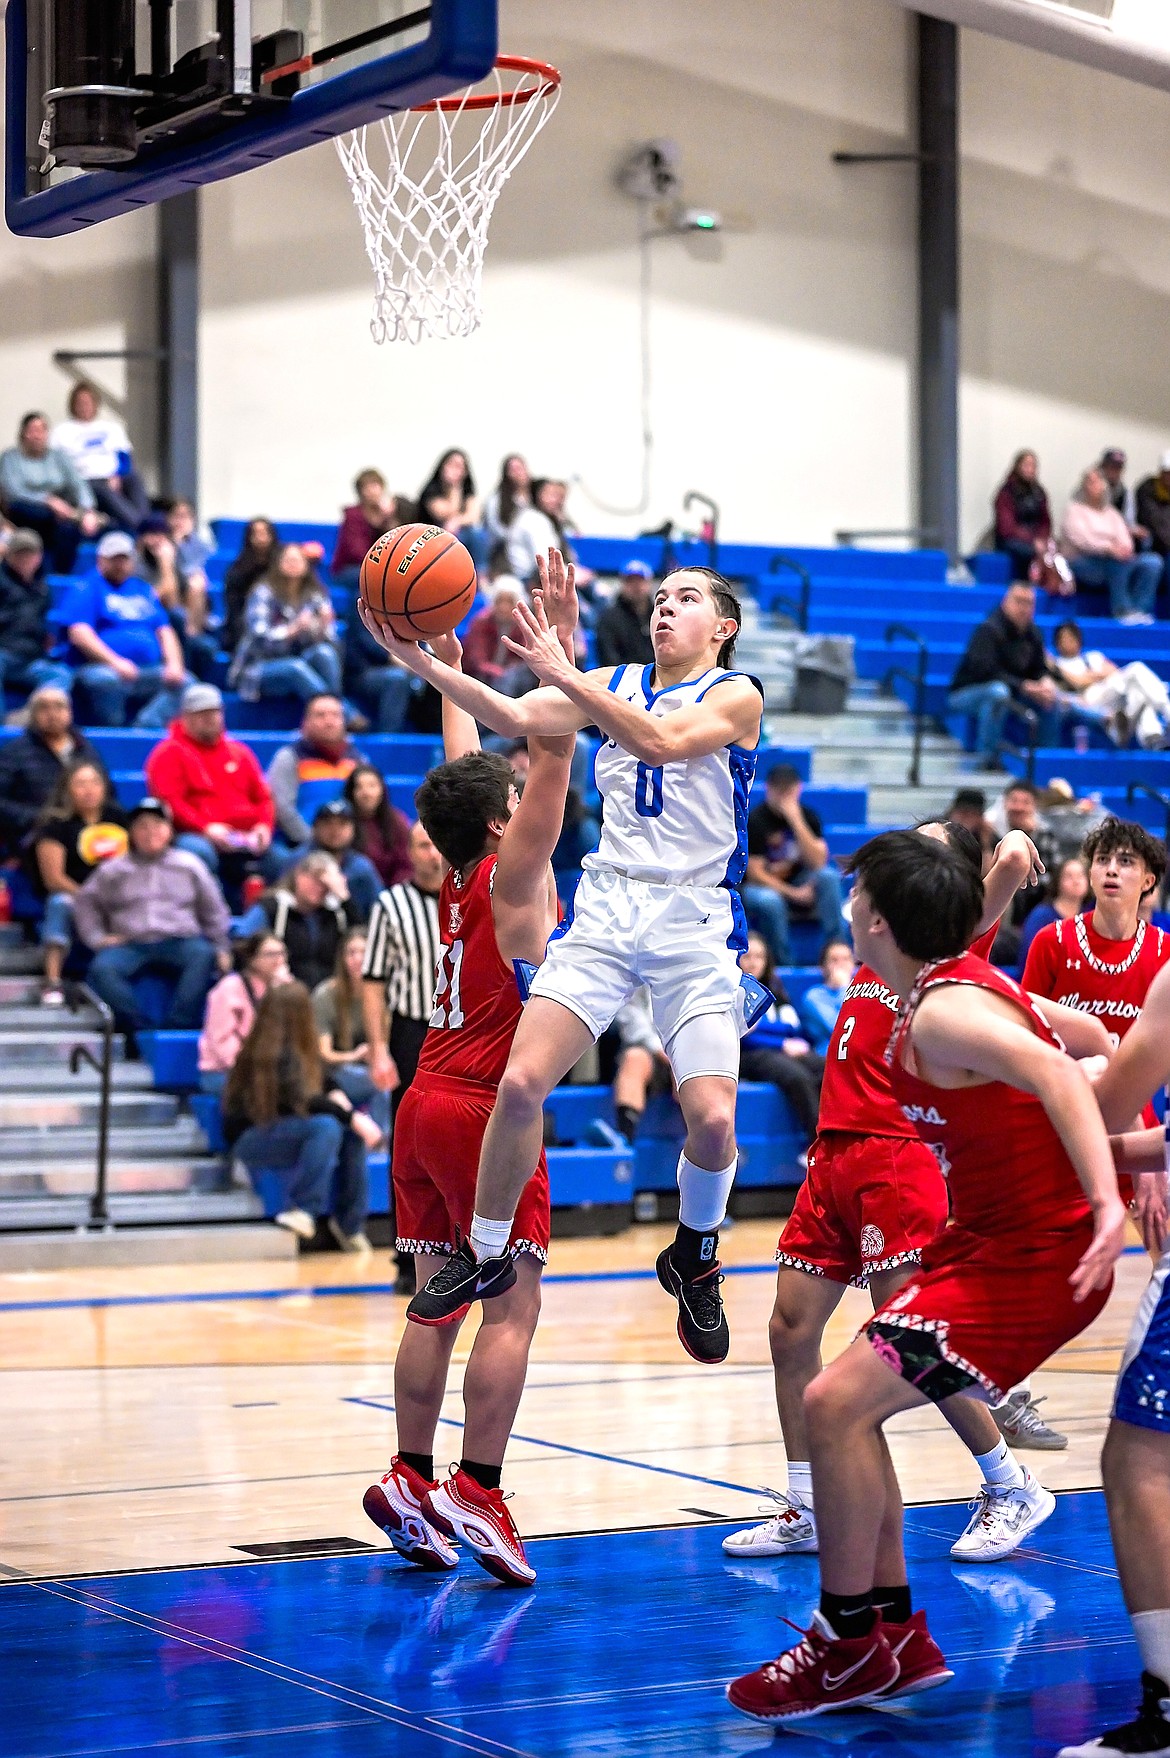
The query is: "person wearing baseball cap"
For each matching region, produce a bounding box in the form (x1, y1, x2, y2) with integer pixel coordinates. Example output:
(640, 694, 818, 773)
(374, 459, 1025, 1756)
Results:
(1099, 447, 1146, 540)
(143, 682, 278, 907)
(1135, 451, 1170, 582)
(55, 530, 191, 727)
(0, 528, 74, 701)
(595, 557, 656, 668)
(274, 795, 380, 921)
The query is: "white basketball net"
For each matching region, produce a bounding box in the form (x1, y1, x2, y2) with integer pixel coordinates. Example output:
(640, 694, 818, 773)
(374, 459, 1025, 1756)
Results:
(335, 59, 561, 345)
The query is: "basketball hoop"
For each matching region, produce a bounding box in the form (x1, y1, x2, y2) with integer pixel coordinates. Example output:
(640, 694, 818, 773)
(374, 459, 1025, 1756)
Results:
(336, 56, 561, 345)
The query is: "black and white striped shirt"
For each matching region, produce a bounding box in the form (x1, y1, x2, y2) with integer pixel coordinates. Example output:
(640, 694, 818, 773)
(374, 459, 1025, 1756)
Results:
(362, 882, 441, 1020)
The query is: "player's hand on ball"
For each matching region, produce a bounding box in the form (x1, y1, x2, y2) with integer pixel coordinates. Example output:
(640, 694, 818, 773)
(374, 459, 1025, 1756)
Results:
(357, 601, 423, 668)
(1070, 1195, 1128, 1300)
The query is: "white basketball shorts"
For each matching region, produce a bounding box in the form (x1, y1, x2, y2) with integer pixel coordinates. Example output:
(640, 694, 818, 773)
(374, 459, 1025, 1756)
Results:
(528, 867, 747, 1070)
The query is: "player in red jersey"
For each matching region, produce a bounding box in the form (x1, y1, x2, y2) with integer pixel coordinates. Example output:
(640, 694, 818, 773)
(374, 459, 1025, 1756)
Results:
(362, 567, 576, 1588)
(726, 830, 1125, 1726)
(724, 822, 1066, 1568)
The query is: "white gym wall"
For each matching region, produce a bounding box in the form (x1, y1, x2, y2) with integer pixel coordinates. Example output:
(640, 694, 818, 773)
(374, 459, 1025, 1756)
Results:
(1, 0, 1169, 550)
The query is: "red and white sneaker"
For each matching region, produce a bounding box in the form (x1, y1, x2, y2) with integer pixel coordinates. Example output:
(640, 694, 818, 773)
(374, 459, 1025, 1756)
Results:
(875, 1611, 954, 1700)
(727, 1611, 900, 1723)
(427, 1467, 536, 1587)
(362, 1457, 458, 1572)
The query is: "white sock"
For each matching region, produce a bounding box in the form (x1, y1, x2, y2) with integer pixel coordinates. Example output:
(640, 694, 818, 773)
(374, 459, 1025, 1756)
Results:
(468, 1213, 512, 1262)
(973, 1438, 1026, 1490)
(1134, 1609, 1170, 1688)
(676, 1151, 738, 1233)
(787, 1461, 814, 1508)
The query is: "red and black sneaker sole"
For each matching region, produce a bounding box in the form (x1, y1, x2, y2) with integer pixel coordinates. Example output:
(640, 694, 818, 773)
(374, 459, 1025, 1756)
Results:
(362, 1484, 456, 1572)
(405, 1302, 472, 1328)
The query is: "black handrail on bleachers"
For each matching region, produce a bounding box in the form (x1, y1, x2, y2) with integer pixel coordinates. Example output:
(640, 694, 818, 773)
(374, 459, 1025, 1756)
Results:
(683, 490, 720, 572)
(766, 553, 812, 632)
(65, 983, 115, 1230)
(883, 623, 930, 786)
(994, 707, 1039, 784)
(1127, 781, 1170, 845)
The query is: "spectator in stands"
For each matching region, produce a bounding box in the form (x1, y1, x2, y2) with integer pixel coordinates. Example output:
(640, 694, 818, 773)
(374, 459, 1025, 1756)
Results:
(136, 512, 215, 679)
(50, 383, 149, 532)
(238, 851, 361, 991)
(943, 786, 997, 856)
(948, 580, 1088, 765)
(1099, 448, 1145, 540)
(0, 685, 102, 856)
(73, 797, 230, 1050)
(743, 763, 846, 965)
(223, 518, 279, 652)
(228, 542, 342, 706)
(198, 931, 290, 1094)
(738, 931, 825, 1145)
(27, 759, 129, 1005)
(461, 576, 532, 693)
(1060, 466, 1162, 624)
(144, 683, 276, 899)
(222, 981, 375, 1251)
(1135, 451, 1170, 577)
(986, 779, 1061, 963)
(483, 454, 531, 574)
(342, 601, 412, 732)
(510, 478, 595, 594)
(313, 927, 383, 1127)
(332, 470, 408, 586)
(343, 763, 412, 889)
(610, 988, 674, 1145)
(163, 497, 213, 584)
(0, 530, 73, 700)
(0, 411, 103, 572)
(1016, 854, 1090, 973)
(797, 939, 855, 1054)
(1048, 618, 1170, 749)
(58, 531, 190, 728)
(418, 448, 480, 545)
(594, 560, 655, 668)
(266, 694, 364, 849)
(993, 450, 1052, 581)
(282, 800, 380, 922)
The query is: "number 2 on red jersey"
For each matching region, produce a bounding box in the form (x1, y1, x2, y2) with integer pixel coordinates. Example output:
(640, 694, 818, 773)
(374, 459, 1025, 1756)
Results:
(431, 940, 465, 1029)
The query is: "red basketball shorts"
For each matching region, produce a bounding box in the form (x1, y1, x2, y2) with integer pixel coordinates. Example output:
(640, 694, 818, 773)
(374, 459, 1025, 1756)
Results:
(392, 1070, 551, 1262)
(776, 1130, 949, 1289)
(866, 1216, 1111, 1404)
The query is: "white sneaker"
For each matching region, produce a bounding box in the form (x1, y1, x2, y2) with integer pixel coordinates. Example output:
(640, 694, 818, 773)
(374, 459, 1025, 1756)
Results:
(721, 1489, 818, 1556)
(993, 1390, 1068, 1451)
(950, 1469, 1056, 1562)
(328, 1218, 373, 1254)
(273, 1208, 316, 1241)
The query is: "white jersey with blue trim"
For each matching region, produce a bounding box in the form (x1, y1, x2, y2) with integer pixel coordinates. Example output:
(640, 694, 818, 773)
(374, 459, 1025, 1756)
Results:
(587, 663, 758, 888)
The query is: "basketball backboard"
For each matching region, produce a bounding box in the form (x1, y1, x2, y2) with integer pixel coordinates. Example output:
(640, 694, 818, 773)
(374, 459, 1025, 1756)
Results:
(6, 0, 497, 237)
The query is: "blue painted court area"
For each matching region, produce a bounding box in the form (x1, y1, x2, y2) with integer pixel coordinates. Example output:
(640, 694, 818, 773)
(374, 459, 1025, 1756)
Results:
(1, 1492, 1137, 1757)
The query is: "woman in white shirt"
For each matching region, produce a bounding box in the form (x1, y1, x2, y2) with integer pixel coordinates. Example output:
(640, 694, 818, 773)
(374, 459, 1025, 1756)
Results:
(52, 383, 150, 532)
(1050, 618, 1170, 749)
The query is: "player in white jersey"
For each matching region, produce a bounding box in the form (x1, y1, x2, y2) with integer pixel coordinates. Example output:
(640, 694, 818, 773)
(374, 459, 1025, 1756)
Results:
(359, 553, 764, 1361)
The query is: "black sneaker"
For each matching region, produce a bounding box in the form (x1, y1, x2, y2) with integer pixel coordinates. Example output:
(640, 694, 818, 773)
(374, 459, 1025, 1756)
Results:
(655, 1243, 729, 1364)
(406, 1239, 517, 1328)
(1058, 1673, 1170, 1756)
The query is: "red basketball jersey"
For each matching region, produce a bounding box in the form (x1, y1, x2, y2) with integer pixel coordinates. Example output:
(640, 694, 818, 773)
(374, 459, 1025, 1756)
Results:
(1021, 911, 1170, 1046)
(968, 923, 999, 963)
(416, 854, 522, 1088)
(886, 952, 1090, 1237)
(818, 965, 916, 1138)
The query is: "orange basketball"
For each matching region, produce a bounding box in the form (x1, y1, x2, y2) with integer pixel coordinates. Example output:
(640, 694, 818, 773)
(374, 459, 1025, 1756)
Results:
(358, 523, 478, 640)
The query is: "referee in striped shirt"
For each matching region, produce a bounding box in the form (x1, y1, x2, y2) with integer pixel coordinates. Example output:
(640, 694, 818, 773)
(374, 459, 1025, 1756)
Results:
(362, 820, 443, 1112)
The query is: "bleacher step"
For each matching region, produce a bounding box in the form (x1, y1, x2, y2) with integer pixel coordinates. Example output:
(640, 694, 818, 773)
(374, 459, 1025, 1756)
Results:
(0, 1030, 127, 1063)
(0, 1190, 267, 1234)
(0, 1117, 207, 1161)
(0, 1220, 293, 1270)
(0, 1091, 180, 1129)
(10, 1155, 228, 1197)
(11, 1060, 155, 1091)
(0, 1004, 106, 1034)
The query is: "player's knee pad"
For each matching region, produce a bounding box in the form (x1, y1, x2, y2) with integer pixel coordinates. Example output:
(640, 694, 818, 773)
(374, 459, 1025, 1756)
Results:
(666, 1009, 741, 1087)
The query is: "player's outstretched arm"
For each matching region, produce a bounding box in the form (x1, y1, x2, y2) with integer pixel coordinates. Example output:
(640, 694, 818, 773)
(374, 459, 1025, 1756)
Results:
(503, 600, 762, 763)
(491, 732, 576, 964)
(1028, 995, 1114, 1060)
(1093, 961, 1170, 1133)
(978, 830, 1045, 936)
(356, 601, 594, 739)
(913, 987, 1127, 1299)
(429, 631, 482, 761)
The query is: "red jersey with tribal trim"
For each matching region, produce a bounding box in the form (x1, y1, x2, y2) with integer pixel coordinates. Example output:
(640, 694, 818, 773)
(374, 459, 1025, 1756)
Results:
(1021, 911, 1170, 1047)
(885, 952, 1091, 1238)
(415, 854, 521, 1088)
(818, 965, 913, 1137)
(968, 923, 999, 962)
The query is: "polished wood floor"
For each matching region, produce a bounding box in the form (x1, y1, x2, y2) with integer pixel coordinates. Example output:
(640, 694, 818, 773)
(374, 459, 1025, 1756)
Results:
(0, 1222, 1149, 1582)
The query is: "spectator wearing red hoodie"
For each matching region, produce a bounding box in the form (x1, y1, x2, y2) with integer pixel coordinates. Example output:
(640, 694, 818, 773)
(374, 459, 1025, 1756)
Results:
(145, 684, 277, 904)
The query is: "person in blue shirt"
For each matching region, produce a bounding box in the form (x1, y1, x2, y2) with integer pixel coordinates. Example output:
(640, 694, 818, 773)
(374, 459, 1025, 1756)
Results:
(797, 939, 856, 1054)
(56, 531, 190, 727)
(738, 931, 825, 1144)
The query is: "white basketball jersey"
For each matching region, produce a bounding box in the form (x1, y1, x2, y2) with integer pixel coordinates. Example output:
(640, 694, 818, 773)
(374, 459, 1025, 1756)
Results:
(587, 664, 758, 888)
